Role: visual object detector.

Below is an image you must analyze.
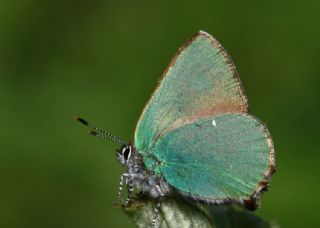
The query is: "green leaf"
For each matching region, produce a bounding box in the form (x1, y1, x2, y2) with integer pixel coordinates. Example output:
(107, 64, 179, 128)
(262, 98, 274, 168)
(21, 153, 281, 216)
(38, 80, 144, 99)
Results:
(121, 196, 275, 228)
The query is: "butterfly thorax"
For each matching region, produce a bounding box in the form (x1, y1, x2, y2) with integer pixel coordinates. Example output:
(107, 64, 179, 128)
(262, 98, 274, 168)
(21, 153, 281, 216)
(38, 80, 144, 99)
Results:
(116, 143, 171, 198)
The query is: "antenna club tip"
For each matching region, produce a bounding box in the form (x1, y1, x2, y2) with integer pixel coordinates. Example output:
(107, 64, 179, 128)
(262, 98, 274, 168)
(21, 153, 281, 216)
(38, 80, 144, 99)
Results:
(88, 130, 98, 136)
(75, 116, 88, 126)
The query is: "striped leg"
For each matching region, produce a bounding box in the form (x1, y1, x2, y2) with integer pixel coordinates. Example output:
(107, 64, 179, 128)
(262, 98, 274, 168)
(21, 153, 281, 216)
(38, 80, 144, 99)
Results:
(152, 199, 162, 228)
(152, 184, 165, 227)
(123, 181, 133, 206)
(118, 174, 125, 203)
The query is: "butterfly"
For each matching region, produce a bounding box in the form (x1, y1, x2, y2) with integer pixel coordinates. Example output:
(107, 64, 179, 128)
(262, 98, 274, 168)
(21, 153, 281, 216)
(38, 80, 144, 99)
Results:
(76, 31, 275, 227)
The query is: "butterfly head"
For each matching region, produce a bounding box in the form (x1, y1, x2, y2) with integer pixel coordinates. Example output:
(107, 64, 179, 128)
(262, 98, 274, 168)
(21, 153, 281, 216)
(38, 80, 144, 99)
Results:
(116, 144, 132, 165)
(75, 117, 132, 165)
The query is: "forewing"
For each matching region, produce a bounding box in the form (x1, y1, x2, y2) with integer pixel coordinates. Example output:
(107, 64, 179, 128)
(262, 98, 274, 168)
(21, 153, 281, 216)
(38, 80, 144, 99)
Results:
(153, 113, 275, 201)
(135, 31, 247, 153)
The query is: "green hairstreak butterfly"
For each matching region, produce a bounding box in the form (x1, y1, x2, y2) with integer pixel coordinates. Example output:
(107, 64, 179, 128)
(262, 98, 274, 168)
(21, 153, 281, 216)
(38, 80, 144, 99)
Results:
(76, 31, 275, 227)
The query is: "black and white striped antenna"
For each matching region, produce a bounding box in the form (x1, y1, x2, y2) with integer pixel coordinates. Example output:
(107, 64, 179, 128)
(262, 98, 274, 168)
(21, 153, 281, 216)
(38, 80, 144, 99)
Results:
(75, 116, 127, 145)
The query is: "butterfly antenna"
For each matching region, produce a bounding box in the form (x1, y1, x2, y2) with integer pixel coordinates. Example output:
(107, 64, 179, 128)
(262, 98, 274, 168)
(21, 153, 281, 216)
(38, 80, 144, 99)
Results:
(75, 116, 126, 145)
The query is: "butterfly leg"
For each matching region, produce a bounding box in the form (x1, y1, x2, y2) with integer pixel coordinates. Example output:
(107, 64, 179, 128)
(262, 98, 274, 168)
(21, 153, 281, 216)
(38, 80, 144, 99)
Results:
(123, 180, 133, 206)
(117, 174, 125, 204)
(152, 199, 162, 228)
(118, 173, 137, 206)
(152, 185, 165, 228)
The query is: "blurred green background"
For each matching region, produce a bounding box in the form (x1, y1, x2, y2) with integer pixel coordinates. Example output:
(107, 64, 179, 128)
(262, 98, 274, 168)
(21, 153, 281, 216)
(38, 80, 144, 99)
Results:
(1, 0, 319, 227)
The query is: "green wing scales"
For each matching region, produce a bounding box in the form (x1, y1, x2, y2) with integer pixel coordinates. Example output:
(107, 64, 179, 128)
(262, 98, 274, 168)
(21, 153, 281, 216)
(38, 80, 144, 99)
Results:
(133, 31, 275, 203)
(153, 114, 274, 201)
(135, 31, 248, 152)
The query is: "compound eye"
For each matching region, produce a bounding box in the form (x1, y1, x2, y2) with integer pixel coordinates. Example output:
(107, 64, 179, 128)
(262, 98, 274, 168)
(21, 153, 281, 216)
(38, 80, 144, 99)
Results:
(122, 145, 131, 160)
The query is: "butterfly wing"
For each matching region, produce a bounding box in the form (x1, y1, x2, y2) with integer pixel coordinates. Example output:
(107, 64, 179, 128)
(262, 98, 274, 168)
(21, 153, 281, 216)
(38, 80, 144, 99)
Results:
(153, 113, 274, 203)
(135, 31, 248, 153)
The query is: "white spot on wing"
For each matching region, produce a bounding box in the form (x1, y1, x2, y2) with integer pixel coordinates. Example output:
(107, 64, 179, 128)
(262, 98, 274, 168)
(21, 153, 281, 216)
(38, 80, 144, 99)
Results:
(212, 119, 216, 127)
